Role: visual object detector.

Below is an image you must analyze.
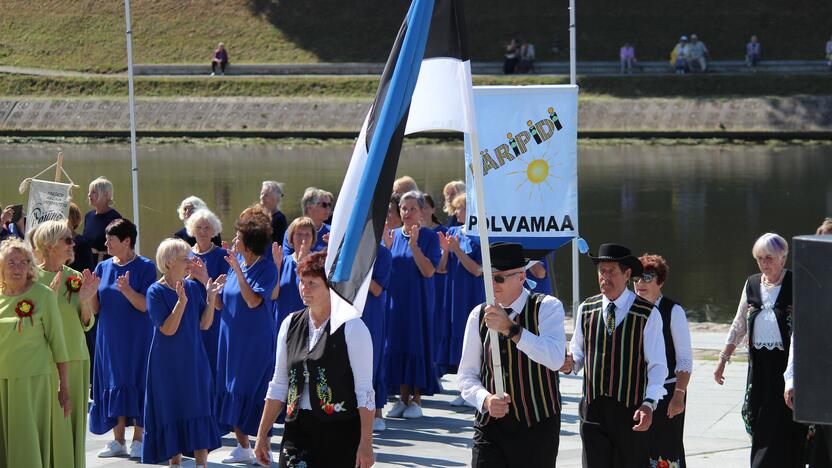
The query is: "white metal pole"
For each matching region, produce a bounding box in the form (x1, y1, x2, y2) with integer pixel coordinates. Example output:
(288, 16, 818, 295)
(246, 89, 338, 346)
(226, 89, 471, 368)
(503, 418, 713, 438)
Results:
(124, 0, 141, 254)
(569, 0, 579, 313)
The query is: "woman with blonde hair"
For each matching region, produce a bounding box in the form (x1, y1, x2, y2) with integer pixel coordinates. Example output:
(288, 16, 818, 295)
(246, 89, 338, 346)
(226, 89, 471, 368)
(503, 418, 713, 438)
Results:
(442, 180, 465, 227)
(272, 217, 315, 327)
(0, 239, 72, 467)
(83, 177, 122, 265)
(32, 220, 99, 468)
(714, 233, 807, 467)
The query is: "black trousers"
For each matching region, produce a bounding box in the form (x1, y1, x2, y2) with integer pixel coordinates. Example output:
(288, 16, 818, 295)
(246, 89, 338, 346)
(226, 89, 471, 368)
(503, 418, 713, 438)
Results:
(211, 60, 227, 73)
(648, 382, 686, 467)
(279, 410, 360, 468)
(472, 414, 560, 467)
(580, 397, 648, 468)
(812, 425, 832, 468)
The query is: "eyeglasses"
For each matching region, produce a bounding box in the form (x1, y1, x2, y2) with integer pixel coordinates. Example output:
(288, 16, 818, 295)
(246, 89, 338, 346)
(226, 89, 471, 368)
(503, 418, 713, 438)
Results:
(492, 271, 521, 283)
(633, 273, 656, 284)
(318, 202, 332, 209)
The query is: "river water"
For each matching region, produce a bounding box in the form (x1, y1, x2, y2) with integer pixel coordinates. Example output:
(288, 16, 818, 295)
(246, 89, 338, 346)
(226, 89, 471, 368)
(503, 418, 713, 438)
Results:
(1, 140, 829, 322)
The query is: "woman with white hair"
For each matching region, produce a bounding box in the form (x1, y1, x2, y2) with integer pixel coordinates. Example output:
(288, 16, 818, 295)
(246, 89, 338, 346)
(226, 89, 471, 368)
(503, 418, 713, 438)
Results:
(83, 177, 122, 265)
(259, 181, 288, 245)
(281, 187, 332, 256)
(186, 209, 227, 377)
(173, 197, 221, 247)
(32, 220, 99, 468)
(142, 239, 224, 467)
(714, 233, 807, 468)
(0, 239, 72, 467)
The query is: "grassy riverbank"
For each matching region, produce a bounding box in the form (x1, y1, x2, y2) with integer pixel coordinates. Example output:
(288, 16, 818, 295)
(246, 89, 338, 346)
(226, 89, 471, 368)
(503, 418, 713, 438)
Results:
(3, 73, 831, 99)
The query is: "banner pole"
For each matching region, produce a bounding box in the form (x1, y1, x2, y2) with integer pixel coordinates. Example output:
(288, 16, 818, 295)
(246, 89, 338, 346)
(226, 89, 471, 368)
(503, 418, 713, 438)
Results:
(465, 89, 505, 399)
(54, 152, 64, 183)
(569, 0, 580, 314)
(124, 0, 141, 254)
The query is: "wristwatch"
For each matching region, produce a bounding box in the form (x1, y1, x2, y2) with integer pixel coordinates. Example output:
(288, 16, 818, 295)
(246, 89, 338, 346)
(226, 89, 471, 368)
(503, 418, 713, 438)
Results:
(507, 324, 522, 339)
(641, 398, 657, 411)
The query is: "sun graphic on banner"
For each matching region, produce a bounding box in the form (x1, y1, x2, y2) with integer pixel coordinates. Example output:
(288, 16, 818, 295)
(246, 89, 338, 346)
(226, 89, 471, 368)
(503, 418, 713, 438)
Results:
(507, 155, 562, 202)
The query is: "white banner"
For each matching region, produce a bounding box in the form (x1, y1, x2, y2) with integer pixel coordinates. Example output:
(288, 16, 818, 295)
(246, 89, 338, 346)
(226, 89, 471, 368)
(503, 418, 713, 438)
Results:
(25, 179, 72, 233)
(464, 85, 579, 254)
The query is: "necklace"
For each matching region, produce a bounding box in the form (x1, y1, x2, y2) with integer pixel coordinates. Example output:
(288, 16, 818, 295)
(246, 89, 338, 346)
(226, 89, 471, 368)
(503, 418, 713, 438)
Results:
(761, 270, 785, 288)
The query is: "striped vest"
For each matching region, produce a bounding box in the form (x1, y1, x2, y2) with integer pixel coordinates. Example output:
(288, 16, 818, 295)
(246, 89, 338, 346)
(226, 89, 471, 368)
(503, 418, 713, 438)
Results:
(476, 293, 560, 427)
(580, 294, 652, 408)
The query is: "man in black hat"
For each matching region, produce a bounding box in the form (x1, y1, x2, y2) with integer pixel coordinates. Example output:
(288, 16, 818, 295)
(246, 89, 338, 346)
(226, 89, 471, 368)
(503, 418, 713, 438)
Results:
(457, 242, 567, 467)
(561, 243, 668, 468)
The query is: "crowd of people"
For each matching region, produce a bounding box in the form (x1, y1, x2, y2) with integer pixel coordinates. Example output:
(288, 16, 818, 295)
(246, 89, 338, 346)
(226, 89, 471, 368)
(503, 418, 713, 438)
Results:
(1, 171, 831, 467)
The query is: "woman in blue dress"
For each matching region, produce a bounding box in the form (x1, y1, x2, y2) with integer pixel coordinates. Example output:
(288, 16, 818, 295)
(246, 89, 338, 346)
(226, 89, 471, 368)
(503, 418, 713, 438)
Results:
(89, 218, 157, 460)
(362, 244, 392, 431)
(143, 239, 225, 467)
(383, 190, 442, 420)
(424, 194, 451, 377)
(271, 217, 314, 327)
(186, 209, 227, 378)
(281, 188, 332, 256)
(437, 193, 485, 390)
(215, 209, 279, 464)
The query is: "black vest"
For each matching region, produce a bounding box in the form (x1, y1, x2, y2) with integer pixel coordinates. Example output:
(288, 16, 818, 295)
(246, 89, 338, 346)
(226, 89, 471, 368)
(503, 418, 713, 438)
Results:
(745, 271, 793, 354)
(476, 293, 560, 427)
(284, 310, 358, 422)
(580, 294, 653, 408)
(656, 296, 680, 382)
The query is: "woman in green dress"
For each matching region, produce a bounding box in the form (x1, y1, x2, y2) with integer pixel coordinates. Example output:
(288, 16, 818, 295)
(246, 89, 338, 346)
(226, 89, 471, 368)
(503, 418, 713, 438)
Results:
(0, 238, 73, 467)
(32, 220, 98, 468)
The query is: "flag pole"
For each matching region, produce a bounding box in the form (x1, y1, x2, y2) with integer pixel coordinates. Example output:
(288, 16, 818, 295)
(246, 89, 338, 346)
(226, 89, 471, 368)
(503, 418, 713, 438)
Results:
(569, 0, 580, 314)
(465, 92, 505, 399)
(124, 0, 141, 254)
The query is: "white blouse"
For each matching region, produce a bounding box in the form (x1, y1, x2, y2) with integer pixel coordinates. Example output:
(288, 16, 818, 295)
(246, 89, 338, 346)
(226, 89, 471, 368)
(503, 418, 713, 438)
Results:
(655, 296, 694, 382)
(266, 314, 376, 411)
(726, 279, 784, 350)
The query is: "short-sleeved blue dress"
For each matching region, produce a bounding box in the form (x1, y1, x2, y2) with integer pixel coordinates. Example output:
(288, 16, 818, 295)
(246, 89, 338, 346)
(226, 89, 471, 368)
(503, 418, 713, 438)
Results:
(89, 255, 156, 434)
(281, 223, 330, 256)
(531, 257, 554, 295)
(273, 254, 304, 327)
(361, 245, 392, 408)
(142, 280, 221, 463)
(384, 227, 442, 395)
(444, 227, 486, 370)
(215, 257, 278, 436)
(189, 246, 228, 378)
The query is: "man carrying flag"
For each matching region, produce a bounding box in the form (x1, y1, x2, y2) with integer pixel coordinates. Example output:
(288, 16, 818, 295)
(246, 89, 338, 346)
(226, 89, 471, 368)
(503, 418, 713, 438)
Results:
(457, 242, 567, 467)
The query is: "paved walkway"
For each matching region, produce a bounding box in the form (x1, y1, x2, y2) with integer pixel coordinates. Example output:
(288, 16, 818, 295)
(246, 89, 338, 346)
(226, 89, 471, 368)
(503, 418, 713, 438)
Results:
(86, 330, 749, 467)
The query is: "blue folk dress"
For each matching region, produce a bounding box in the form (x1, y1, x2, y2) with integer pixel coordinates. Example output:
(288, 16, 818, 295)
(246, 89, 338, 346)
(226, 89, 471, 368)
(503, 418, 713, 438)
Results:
(361, 245, 392, 408)
(188, 246, 228, 378)
(215, 257, 278, 436)
(444, 227, 486, 369)
(273, 254, 304, 327)
(281, 223, 330, 256)
(89, 255, 156, 434)
(384, 227, 442, 395)
(142, 280, 221, 463)
(431, 225, 451, 375)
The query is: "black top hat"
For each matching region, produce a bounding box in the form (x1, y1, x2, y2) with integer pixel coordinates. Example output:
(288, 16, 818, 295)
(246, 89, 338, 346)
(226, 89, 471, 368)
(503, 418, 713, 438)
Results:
(489, 242, 534, 272)
(588, 243, 644, 276)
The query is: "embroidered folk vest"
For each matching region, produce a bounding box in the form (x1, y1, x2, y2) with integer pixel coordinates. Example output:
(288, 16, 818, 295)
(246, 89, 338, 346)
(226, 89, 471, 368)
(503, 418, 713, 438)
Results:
(745, 271, 793, 353)
(476, 293, 561, 427)
(581, 294, 652, 408)
(656, 296, 679, 382)
(284, 310, 358, 422)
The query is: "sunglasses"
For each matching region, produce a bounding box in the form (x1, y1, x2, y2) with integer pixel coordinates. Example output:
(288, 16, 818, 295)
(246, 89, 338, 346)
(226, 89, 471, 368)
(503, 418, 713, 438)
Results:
(492, 271, 521, 283)
(633, 273, 656, 284)
(318, 202, 332, 208)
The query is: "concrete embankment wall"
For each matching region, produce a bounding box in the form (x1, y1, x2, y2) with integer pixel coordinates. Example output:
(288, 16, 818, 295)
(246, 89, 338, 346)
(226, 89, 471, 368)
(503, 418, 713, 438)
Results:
(1, 96, 830, 138)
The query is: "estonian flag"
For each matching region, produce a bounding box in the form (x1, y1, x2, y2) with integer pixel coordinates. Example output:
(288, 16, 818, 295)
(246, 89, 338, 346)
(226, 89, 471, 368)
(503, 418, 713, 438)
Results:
(325, 0, 475, 330)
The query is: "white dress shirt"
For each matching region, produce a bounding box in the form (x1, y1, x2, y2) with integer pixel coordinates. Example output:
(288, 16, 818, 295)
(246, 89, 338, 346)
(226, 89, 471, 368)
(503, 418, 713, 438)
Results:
(569, 288, 668, 402)
(784, 333, 795, 391)
(267, 313, 376, 411)
(655, 295, 694, 383)
(726, 280, 784, 350)
(458, 288, 567, 412)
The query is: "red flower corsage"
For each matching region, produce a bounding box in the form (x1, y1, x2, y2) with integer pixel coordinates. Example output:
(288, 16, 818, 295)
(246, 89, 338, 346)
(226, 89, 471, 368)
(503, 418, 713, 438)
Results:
(15, 299, 35, 333)
(65, 275, 82, 302)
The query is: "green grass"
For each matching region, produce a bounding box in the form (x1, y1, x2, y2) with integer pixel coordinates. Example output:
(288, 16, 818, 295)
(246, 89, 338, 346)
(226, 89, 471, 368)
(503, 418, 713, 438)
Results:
(0, 0, 830, 72)
(2, 73, 831, 99)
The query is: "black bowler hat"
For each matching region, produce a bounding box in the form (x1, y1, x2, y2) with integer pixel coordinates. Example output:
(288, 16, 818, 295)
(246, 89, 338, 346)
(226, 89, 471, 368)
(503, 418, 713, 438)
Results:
(488, 242, 535, 272)
(588, 243, 644, 276)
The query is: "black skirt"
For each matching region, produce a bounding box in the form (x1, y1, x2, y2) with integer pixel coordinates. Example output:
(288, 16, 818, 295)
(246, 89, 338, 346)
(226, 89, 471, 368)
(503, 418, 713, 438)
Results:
(648, 382, 686, 467)
(279, 410, 361, 468)
(748, 347, 807, 468)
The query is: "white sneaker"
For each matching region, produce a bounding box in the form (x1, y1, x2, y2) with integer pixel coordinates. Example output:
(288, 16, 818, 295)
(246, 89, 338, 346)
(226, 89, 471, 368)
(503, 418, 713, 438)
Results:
(403, 402, 423, 419)
(221, 444, 256, 464)
(450, 395, 467, 407)
(373, 417, 386, 431)
(387, 400, 408, 418)
(128, 440, 142, 459)
(211, 72, 216, 76)
(97, 440, 127, 457)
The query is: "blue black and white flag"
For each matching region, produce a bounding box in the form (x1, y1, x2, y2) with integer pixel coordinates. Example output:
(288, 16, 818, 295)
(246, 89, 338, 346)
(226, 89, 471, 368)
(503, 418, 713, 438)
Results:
(326, 0, 474, 330)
